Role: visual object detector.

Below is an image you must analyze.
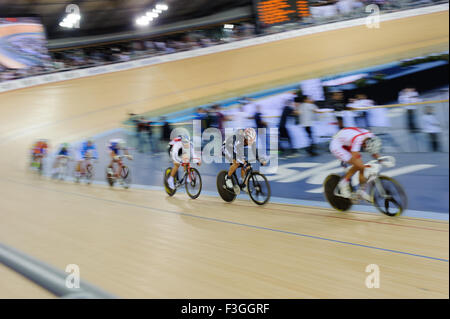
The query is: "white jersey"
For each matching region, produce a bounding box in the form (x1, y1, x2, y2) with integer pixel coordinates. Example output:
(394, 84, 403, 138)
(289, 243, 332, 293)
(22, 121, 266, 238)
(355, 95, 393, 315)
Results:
(169, 138, 200, 164)
(332, 127, 374, 152)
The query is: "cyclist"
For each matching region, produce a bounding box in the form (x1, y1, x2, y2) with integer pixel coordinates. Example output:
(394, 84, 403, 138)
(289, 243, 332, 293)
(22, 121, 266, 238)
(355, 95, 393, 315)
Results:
(52, 143, 71, 173)
(31, 139, 49, 170)
(222, 128, 267, 192)
(329, 127, 382, 200)
(107, 138, 132, 179)
(167, 135, 201, 190)
(76, 139, 98, 178)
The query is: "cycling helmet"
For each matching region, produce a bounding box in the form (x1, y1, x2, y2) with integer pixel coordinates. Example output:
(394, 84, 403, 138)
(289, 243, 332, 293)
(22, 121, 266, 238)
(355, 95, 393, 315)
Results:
(364, 136, 382, 155)
(62, 143, 70, 148)
(244, 128, 256, 145)
(179, 135, 190, 145)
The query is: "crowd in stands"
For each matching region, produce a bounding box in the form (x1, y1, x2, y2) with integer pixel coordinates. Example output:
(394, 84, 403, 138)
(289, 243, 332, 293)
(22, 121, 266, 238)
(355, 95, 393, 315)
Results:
(1, 0, 444, 82)
(129, 86, 446, 157)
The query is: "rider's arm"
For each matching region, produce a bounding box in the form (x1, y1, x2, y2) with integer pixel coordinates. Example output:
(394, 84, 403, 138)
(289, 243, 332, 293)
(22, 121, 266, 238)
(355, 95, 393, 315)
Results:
(250, 142, 266, 166)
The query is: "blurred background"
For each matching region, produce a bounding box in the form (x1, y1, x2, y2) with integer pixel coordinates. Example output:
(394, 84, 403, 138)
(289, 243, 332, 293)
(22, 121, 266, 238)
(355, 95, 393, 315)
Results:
(0, 0, 448, 299)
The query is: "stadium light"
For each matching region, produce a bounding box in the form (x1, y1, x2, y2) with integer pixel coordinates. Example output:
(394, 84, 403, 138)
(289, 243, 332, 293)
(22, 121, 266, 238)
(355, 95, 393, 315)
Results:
(156, 4, 168, 11)
(146, 12, 158, 18)
(60, 12, 81, 29)
(136, 3, 167, 28)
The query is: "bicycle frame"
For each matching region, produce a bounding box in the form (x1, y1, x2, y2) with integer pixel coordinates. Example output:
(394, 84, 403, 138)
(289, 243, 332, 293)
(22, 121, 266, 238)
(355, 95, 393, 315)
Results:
(230, 164, 254, 191)
(344, 156, 395, 200)
(174, 163, 192, 189)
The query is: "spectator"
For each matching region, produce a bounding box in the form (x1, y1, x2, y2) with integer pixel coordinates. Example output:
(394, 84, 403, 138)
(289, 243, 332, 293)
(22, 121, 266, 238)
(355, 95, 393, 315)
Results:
(137, 116, 148, 153)
(422, 106, 441, 152)
(343, 97, 357, 127)
(278, 98, 298, 156)
(232, 104, 250, 131)
(207, 104, 227, 137)
(351, 94, 371, 128)
(160, 116, 171, 152)
(398, 87, 421, 134)
(297, 95, 319, 156)
(147, 119, 155, 153)
(251, 104, 269, 150)
(194, 107, 208, 133)
(328, 90, 346, 129)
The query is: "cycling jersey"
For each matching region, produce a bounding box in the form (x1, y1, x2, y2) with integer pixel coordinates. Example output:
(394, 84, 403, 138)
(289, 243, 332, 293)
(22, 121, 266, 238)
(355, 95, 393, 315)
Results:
(108, 139, 125, 156)
(32, 141, 48, 155)
(78, 142, 98, 160)
(330, 127, 374, 162)
(57, 147, 69, 156)
(168, 138, 200, 164)
(222, 133, 262, 165)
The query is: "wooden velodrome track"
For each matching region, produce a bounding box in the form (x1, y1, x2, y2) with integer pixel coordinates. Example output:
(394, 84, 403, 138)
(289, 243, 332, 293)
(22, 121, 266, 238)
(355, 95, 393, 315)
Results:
(0, 10, 449, 298)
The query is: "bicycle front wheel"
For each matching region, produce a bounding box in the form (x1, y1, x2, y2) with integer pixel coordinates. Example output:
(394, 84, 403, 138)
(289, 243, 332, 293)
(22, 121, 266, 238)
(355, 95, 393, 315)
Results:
(371, 175, 407, 216)
(121, 165, 131, 189)
(185, 167, 202, 199)
(248, 172, 271, 205)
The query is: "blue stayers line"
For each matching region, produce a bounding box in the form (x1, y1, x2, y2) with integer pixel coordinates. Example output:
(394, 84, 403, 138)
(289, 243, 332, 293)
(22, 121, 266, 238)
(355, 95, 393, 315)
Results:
(4, 177, 448, 263)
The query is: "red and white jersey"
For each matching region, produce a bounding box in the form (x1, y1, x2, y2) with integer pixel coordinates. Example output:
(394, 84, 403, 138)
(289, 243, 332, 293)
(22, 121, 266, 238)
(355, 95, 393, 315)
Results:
(332, 127, 374, 152)
(169, 138, 201, 164)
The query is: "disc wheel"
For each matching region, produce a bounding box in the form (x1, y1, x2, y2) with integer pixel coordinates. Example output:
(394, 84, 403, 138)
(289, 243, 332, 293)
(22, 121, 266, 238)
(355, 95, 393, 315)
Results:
(164, 167, 177, 196)
(323, 174, 353, 211)
(216, 170, 237, 203)
(185, 167, 202, 199)
(247, 172, 271, 205)
(371, 176, 407, 216)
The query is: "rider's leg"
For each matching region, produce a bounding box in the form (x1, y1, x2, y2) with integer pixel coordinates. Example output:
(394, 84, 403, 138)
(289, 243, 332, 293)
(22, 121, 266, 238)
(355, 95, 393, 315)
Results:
(339, 156, 365, 198)
(225, 161, 240, 189)
(167, 163, 180, 189)
(357, 166, 373, 201)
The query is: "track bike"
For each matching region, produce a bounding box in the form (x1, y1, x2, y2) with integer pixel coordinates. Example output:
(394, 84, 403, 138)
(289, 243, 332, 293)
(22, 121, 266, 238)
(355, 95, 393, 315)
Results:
(74, 154, 96, 184)
(217, 163, 271, 205)
(30, 154, 45, 175)
(323, 156, 407, 216)
(52, 155, 71, 180)
(164, 162, 202, 199)
(106, 155, 132, 189)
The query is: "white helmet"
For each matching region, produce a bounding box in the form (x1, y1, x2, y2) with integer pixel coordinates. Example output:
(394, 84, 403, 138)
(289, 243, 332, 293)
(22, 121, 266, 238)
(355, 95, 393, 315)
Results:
(364, 136, 382, 155)
(244, 128, 256, 145)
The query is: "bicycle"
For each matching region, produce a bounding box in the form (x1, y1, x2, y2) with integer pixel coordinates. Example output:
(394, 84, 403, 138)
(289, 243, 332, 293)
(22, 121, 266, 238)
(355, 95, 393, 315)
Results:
(323, 156, 408, 216)
(216, 163, 271, 205)
(74, 155, 96, 184)
(164, 162, 202, 199)
(30, 154, 44, 175)
(52, 155, 71, 180)
(106, 155, 132, 189)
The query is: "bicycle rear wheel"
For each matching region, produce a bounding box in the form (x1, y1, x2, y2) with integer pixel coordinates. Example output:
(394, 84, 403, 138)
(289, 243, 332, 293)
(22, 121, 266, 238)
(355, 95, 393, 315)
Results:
(248, 172, 271, 205)
(216, 170, 237, 202)
(323, 174, 353, 211)
(105, 167, 115, 187)
(371, 175, 407, 216)
(185, 167, 202, 199)
(164, 167, 177, 196)
(86, 164, 94, 184)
